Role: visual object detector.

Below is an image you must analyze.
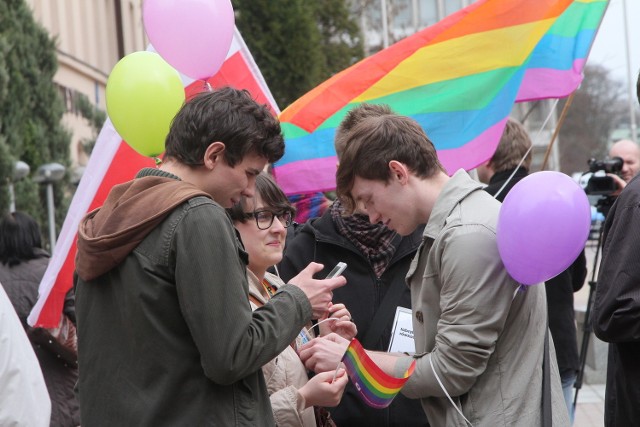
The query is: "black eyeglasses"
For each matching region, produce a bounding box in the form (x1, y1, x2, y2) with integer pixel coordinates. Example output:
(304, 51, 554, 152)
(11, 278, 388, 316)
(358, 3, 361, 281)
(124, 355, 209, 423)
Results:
(244, 209, 294, 230)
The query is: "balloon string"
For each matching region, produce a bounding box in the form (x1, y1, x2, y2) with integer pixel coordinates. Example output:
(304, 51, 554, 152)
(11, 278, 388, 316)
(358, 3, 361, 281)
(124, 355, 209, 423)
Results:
(204, 80, 212, 92)
(492, 98, 560, 200)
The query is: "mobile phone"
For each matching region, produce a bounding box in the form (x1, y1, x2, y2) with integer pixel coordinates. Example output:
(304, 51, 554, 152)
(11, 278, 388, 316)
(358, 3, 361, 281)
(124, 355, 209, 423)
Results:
(325, 262, 347, 279)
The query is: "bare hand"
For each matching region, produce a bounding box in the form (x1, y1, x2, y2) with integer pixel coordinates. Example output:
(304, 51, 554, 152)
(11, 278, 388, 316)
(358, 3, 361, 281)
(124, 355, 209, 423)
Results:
(298, 333, 351, 373)
(319, 303, 357, 340)
(298, 369, 348, 408)
(608, 173, 627, 196)
(288, 263, 347, 319)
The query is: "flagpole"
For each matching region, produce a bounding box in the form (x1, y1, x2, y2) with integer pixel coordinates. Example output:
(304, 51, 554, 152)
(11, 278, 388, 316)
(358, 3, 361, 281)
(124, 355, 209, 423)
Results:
(540, 93, 576, 171)
(622, 0, 638, 143)
(380, 0, 389, 48)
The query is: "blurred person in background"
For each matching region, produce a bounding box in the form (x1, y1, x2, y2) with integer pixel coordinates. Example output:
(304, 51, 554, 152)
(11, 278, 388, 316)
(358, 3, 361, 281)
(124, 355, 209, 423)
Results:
(0, 284, 51, 426)
(0, 211, 79, 426)
(592, 70, 640, 427)
(607, 139, 640, 192)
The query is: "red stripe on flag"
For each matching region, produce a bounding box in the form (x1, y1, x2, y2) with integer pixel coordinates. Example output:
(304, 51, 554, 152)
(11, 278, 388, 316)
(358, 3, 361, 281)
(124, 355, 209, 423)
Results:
(35, 143, 155, 326)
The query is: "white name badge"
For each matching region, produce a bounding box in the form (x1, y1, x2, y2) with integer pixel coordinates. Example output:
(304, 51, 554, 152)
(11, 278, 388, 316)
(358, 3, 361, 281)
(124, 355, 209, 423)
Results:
(388, 306, 415, 354)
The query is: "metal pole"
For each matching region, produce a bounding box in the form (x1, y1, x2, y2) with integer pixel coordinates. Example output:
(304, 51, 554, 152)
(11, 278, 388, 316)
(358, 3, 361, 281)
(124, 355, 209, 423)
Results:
(437, 0, 445, 20)
(541, 94, 574, 171)
(8, 183, 16, 213)
(622, 0, 638, 143)
(361, 0, 369, 56)
(380, 0, 389, 48)
(46, 182, 57, 252)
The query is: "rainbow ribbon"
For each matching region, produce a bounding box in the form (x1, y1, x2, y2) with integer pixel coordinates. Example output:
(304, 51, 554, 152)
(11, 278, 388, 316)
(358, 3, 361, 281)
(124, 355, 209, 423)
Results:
(341, 338, 416, 409)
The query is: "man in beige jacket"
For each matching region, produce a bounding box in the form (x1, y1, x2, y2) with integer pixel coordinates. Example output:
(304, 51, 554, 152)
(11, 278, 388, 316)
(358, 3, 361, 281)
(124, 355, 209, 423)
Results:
(301, 113, 568, 426)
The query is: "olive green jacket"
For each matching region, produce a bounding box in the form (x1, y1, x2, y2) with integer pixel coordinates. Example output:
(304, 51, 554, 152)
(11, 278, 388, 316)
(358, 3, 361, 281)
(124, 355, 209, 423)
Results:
(75, 169, 312, 426)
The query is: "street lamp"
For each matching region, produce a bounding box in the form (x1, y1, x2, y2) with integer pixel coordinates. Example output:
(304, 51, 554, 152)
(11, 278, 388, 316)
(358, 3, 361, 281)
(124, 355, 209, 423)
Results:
(34, 163, 66, 253)
(9, 160, 30, 213)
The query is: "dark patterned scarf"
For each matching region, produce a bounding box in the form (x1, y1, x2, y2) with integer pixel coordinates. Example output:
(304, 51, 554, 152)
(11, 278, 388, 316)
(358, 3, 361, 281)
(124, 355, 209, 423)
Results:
(330, 200, 399, 278)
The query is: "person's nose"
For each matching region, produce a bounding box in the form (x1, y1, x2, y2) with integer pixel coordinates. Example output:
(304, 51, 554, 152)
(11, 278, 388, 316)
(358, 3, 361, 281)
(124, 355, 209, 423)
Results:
(270, 215, 287, 234)
(367, 209, 381, 224)
(242, 179, 256, 198)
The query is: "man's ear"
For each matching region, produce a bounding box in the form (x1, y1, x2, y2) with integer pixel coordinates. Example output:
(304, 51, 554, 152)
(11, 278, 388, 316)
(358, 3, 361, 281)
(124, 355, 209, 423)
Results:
(388, 160, 409, 184)
(203, 142, 226, 170)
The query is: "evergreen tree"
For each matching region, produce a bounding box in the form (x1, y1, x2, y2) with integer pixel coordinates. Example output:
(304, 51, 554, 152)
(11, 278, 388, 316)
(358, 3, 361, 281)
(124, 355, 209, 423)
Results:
(74, 93, 107, 155)
(313, 0, 364, 79)
(234, 0, 363, 109)
(0, 0, 72, 249)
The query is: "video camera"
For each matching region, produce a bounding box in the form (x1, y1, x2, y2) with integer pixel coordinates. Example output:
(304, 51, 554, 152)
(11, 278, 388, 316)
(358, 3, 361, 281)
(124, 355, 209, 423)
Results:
(585, 156, 623, 196)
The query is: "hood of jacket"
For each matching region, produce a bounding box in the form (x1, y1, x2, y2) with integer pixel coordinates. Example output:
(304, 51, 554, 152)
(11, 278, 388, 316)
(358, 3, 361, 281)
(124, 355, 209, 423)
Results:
(75, 169, 209, 281)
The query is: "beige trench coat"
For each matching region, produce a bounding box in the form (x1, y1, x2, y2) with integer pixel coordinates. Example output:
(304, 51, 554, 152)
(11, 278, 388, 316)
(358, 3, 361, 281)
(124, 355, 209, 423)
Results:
(248, 270, 317, 427)
(394, 170, 569, 427)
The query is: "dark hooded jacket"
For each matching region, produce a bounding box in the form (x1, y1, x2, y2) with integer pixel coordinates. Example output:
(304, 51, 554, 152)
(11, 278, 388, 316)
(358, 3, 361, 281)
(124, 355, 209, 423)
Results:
(0, 249, 80, 427)
(278, 210, 429, 427)
(74, 168, 312, 427)
(593, 174, 640, 427)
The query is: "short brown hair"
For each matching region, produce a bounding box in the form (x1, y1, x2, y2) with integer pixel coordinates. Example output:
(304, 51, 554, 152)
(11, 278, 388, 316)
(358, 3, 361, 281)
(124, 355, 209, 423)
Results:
(336, 114, 444, 212)
(489, 118, 532, 173)
(335, 103, 393, 160)
(164, 87, 284, 167)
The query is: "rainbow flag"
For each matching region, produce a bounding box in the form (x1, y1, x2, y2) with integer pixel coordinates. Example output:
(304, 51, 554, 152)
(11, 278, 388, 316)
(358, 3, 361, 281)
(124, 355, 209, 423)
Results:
(341, 338, 416, 409)
(273, 0, 608, 195)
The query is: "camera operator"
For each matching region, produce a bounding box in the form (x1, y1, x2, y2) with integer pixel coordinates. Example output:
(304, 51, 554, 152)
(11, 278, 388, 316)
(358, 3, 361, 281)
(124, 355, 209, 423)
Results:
(592, 70, 640, 427)
(608, 139, 640, 193)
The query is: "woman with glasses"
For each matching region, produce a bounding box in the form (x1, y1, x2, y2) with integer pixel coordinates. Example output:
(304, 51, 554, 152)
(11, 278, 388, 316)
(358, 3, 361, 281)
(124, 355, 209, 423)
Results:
(227, 172, 352, 427)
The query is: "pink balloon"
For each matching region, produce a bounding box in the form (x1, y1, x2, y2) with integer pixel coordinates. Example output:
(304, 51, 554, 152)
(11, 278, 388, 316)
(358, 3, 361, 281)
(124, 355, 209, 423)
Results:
(496, 171, 591, 285)
(143, 0, 235, 80)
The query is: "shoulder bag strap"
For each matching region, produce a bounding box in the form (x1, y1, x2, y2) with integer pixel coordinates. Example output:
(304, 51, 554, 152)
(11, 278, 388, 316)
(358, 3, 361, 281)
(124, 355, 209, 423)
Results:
(542, 321, 552, 426)
(248, 294, 263, 307)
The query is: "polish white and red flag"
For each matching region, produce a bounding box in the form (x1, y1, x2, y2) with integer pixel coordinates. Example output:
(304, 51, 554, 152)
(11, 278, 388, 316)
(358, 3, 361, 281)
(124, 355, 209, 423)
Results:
(28, 28, 280, 327)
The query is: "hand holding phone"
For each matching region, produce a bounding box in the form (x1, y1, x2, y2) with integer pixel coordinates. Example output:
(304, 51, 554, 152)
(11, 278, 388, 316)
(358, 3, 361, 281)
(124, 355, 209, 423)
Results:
(288, 262, 347, 319)
(325, 262, 347, 279)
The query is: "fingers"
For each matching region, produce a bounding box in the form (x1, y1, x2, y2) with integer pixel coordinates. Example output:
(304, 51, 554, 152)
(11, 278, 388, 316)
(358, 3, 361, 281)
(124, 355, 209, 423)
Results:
(297, 340, 314, 362)
(313, 370, 339, 382)
(299, 262, 324, 280)
(303, 369, 348, 407)
(323, 332, 350, 345)
(328, 303, 349, 319)
(324, 275, 347, 291)
(331, 320, 357, 341)
(297, 335, 349, 373)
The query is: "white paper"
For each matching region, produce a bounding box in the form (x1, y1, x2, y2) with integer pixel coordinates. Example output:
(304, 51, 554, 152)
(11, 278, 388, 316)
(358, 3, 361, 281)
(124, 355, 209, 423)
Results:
(388, 306, 415, 354)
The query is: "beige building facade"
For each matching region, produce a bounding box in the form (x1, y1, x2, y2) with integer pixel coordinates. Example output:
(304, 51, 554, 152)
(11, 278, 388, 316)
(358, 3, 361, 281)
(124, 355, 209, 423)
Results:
(25, 0, 146, 174)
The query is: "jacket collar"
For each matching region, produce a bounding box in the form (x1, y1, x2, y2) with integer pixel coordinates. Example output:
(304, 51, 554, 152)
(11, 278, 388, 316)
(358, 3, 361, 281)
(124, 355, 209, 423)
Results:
(424, 169, 483, 240)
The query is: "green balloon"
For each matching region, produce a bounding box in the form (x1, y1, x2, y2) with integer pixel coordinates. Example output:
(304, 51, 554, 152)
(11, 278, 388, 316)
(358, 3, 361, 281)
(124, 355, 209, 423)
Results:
(106, 51, 185, 157)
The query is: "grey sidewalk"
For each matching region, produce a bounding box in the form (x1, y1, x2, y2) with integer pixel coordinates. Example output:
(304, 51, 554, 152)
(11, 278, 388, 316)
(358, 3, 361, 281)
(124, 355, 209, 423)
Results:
(574, 383, 605, 427)
(572, 241, 606, 427)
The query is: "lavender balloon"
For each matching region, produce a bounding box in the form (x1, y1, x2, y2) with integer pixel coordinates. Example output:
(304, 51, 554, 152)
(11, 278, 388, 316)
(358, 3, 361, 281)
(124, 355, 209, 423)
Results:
(496, 171, 591, 285)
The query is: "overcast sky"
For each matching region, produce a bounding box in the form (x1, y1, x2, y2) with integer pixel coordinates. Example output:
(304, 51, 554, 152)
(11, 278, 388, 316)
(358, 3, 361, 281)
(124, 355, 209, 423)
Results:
(588, 0, 639, 98)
